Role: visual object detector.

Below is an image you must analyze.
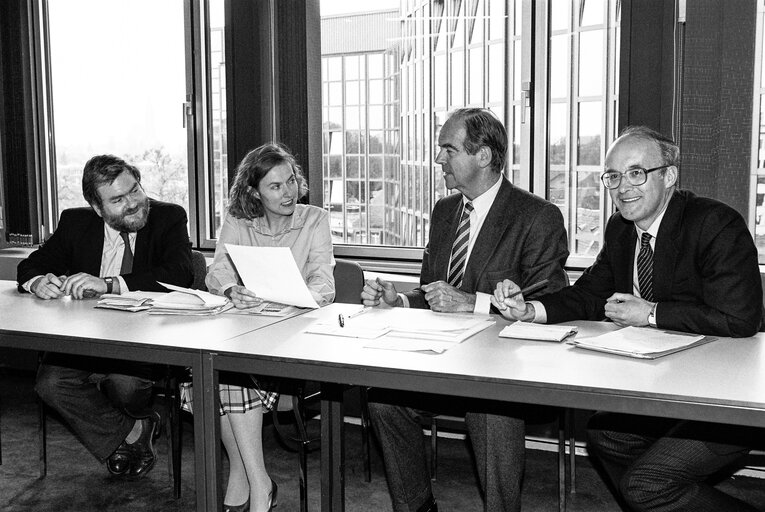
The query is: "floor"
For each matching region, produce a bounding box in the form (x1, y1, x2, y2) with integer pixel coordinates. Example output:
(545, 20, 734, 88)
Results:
(0, 369, 763, 511)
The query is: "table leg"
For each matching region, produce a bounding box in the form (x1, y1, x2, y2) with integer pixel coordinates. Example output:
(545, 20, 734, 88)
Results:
(320, 383, 345, 512)
(195, 351, 221, 512)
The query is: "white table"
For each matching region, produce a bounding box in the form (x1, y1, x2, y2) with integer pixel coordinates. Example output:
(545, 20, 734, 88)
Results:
(0, 280, 291, 512)
(208, 303, 765, 511)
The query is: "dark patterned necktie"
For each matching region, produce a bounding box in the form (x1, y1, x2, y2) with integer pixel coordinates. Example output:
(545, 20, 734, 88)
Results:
(637, 232, 654, 302)
(447, 201, 474, 288)
(120, 232, 133, 274)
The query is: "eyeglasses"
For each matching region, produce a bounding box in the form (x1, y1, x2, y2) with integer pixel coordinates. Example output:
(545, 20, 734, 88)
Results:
(600, 165, 670, 189)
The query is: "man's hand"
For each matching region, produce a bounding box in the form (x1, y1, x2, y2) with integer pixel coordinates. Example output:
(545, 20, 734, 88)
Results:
(491, 279, 535, 321)
(421, 281, 475, 313)
(225, 285, 263, 309)
(61, 272, 106, 299)
(361, 278, 401, 307)
(30, 273, 66, 300)
(604, 293, 653, 327)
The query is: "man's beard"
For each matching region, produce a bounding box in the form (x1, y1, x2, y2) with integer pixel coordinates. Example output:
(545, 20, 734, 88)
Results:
(103, 199, 150, 232)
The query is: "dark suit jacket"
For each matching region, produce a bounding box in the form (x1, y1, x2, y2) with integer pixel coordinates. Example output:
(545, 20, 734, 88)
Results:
(540, 189, 762, 337)
(17, 199, 193, 293)
(404, 178, 570, 309)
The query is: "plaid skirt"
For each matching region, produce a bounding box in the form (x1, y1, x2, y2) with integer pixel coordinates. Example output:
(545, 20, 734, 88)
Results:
(180, 376, 279, 416)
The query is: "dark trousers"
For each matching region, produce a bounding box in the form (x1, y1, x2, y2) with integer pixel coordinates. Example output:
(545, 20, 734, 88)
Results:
(368, 394, 526, 512)
(586, 412, 757, 512)
(35, 354, 154, 462)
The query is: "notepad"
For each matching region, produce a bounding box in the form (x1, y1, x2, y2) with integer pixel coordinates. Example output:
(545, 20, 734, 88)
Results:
(499, 322, 578, 342)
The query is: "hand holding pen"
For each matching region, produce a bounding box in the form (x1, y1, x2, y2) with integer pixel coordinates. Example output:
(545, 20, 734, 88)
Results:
(490, 279, 549, 321)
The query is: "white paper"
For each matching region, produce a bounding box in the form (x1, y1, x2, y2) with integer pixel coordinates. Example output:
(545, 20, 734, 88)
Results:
(157, 282, 228, 307)
(572, 326, 707, 358)
(225, 244, 319, 309)
(499, 322, 578, 342)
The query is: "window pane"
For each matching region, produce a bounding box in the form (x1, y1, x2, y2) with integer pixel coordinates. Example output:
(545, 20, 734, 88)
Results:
(48, 0, 188, 216)
(209, 0, 228, 236)
(578, 30, 604, 97)
(577, 101, 602, 166)
(580, 0, 605, 27)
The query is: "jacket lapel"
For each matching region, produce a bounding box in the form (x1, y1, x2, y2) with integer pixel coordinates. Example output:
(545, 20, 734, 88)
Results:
(652, 190, 684, 301)
(462, 179, 513, 290)
(82, 215, 106, 276)
(435, 196, 463, 281)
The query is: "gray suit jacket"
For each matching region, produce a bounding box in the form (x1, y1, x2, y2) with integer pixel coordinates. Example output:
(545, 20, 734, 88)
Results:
(405, 178, 570, 309)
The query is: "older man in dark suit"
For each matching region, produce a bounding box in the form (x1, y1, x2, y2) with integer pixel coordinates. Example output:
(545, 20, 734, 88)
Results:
(361, 108, 569, 512)
(494, 126, 762, 511)
(18, 154, 193, 478)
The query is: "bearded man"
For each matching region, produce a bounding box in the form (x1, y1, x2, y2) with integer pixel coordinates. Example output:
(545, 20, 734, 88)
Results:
(18, 154, 193, 478)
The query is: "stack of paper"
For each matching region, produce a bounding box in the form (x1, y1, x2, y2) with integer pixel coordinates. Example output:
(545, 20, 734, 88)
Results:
(226, 301, 302, 317)
(149, 283, 232, 316)
(305, 307, 495, 353)
(570, 326, 714, 359)
(499, 321, 578, 342)
(96, 291, 165, 312)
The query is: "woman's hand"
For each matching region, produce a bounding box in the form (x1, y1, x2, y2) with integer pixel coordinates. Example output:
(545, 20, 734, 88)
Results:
(225, 285, 263, 309)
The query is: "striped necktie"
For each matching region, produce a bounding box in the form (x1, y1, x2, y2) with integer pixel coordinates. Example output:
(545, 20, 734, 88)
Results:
(447, 201, 474, 288)
(120, 232, 133, 274)
(637, 232, 654, 302)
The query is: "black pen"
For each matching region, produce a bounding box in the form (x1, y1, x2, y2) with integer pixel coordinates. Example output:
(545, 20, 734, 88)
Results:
(503, 279, 549, 302)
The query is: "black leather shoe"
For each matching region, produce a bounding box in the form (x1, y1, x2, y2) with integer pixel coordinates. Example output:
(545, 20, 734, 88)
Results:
(268, 479, 278, 510)
(223, 498, 250, 512)
(127, 412, 159, 478)
(106, 441, 132, 476)
(416, 496, 438, 512)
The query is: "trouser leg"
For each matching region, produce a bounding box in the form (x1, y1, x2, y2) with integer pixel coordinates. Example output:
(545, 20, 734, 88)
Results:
(35, 357, 154, 462)
(587, 413, 756, 512)
(368, 401, 432, 512)
(466, 411, 525, 512)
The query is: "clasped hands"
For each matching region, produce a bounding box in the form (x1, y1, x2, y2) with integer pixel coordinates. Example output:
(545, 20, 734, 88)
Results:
(31, 272, 109, 300)
(360, 277, 476, 312)
(491, 279, 653, 327)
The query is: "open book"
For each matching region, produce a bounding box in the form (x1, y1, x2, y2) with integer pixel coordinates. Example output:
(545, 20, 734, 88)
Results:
(569, 326, 716, 359)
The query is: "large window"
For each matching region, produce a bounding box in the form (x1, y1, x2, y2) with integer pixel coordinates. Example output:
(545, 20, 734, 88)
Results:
(320, 0, 620, 266)
(37, 0, 224, 248)
(32, 0, 620, 267)
(752, 0, 765, 262)
(46, 0, 189, 215)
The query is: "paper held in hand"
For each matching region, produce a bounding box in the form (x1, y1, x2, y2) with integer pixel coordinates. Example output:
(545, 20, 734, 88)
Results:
(498, 321, 578, 342)
(225, 244, 319, 309)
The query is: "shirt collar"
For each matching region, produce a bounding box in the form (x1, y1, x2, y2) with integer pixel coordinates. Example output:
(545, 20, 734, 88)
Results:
(103, 222, 134, 248)
(635, 202, 669, 241)
(250, 204, 306, 235)
(464, 174, 502, 217)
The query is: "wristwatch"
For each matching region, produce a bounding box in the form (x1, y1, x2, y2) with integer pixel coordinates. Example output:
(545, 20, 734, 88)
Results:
(104, 276, 114, 294)
(647, 302, 658, 327)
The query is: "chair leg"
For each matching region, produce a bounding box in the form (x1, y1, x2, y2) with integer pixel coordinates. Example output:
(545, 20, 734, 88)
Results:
(299, 436, 309, 512)
(170, 375, 182, 499)
(360, 387, 372, 483)
(38, 396, 47, 478)
(557, 409, 566, 512)
(566, 408, 576, 494)
(430, 417, 438, 482)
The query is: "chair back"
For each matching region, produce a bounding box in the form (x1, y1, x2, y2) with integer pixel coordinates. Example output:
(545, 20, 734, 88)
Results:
(333, 258, 364, 304)
(191, 250, 208, 291)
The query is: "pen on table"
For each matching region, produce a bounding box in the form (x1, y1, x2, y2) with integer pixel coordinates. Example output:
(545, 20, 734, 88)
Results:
(503, 279, 549, 302)
(337, 306, 372, 328)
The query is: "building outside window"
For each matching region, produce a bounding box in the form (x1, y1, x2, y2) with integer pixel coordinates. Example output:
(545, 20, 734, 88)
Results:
(320, 0, 621, 265)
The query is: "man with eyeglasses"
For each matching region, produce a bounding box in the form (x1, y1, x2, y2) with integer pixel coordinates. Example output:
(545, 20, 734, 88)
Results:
(492, 125, 762, 511)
